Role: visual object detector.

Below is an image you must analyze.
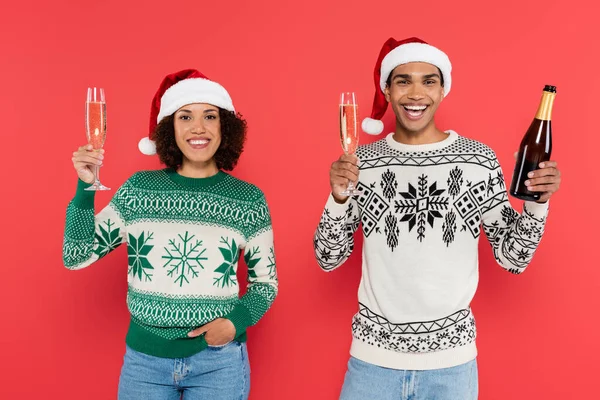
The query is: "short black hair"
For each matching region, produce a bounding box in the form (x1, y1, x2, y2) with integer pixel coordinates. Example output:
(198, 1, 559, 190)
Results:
(385, 66, 445, 87)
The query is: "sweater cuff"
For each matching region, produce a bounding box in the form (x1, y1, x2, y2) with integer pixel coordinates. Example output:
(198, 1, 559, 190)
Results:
(524, 200, 549, 219)
(72, 179, 95, 208)
(324, 193, 352, 219)
(224, 303, 253, 338)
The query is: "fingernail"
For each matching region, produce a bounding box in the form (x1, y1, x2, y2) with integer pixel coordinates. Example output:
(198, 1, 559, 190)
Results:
(525, 180, 530, 186)
(528, 172, 534, 178)
(99, 155, 104, 160)
(540, 163, 545, 168)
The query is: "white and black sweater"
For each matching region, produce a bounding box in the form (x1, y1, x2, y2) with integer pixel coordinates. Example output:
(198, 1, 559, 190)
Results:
(313, 131, 549, 370)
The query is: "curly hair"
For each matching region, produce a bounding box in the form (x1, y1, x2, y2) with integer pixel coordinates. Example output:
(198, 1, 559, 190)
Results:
(153, 109, 247, 171)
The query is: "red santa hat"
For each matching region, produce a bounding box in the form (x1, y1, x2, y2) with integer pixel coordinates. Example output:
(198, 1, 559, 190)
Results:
(138, 69, 236, 155)
(362, 37, 452, 135)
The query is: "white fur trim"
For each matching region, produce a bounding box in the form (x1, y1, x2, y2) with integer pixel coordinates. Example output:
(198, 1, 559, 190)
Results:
(138, 137, 156, 155)
(380, 42, 452, 97)
(157, 78, 235, 123)
(362, 117, 384, 135)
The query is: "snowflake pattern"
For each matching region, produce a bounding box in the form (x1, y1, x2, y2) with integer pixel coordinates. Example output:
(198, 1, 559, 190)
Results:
(162, 232, 207, 287)
(214, 237, 239, 288)
(93, 219, 123, 258)
(128, 231, 154, 282)
(244, 247, 261, 282)
(394, 175, 449, 241)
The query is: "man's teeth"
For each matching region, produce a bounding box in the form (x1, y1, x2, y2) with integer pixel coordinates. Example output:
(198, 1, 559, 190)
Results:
(189, 139, 209, 145)
(403, 105, 427, 111)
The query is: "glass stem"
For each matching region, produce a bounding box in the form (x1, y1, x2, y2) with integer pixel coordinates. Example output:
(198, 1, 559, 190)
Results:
(94, 164, 100, 185)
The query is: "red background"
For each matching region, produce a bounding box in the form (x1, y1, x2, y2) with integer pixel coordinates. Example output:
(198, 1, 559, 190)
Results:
(0, 0, 597, 398)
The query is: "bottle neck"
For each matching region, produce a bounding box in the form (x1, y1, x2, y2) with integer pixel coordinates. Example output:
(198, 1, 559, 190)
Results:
(535, 91, 556, 121)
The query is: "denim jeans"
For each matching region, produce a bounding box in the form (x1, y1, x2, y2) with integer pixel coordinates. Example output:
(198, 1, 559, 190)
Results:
(117, 342, 250, 400)
(339, 356, 478, 400)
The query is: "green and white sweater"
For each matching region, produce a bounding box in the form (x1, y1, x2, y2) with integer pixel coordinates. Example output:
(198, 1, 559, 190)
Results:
(63, 169, 278, 358)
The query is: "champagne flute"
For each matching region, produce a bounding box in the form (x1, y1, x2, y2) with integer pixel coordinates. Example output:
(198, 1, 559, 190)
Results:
(85, 87, 110, 191)
(339, 92, 359, 196)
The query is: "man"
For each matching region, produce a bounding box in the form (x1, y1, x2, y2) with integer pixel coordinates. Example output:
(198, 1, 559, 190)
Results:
(313, 37, 561, 399)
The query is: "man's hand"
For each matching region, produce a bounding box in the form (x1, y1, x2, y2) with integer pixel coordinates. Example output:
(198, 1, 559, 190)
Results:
(525, 160, 561, 203)
(330, 154, 359, 203)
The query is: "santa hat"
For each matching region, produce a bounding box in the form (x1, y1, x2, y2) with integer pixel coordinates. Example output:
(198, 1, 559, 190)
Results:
(138, 69, 236, 155)
(362, 37, 452, 135)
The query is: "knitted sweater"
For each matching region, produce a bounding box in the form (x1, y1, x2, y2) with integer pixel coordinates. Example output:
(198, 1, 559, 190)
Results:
(313, 131, 548, 370)
(63, 169, 278, 358)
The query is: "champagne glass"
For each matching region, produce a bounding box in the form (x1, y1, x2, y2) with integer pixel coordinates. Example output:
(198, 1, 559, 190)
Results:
(85, 87, 110, 191)
(339, 92, 359, 196)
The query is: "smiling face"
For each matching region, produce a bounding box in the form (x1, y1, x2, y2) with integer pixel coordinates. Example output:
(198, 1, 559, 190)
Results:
(173, 103, 222, 169)
(384, 62, 445, 135)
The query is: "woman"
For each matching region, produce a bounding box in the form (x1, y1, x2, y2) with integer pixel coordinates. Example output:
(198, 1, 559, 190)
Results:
(63, 69, 278, 399)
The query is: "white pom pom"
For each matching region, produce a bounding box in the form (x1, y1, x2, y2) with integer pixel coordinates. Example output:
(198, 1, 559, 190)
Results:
(138, 137, 156, 155)
(361, 118, 384, 135)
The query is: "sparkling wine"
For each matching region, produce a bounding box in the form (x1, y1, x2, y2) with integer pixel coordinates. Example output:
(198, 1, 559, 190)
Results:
(339, 104, 358, 154)
(86, 101, 106, 150)
(509, 85, 556, 201)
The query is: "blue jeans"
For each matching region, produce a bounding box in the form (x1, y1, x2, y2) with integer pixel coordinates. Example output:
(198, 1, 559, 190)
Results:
(339, 356, 478, 400)
(117, 342, 250, 400)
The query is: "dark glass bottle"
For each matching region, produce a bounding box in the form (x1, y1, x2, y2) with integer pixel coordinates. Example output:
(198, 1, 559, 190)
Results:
(509, 85, 556, 201)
